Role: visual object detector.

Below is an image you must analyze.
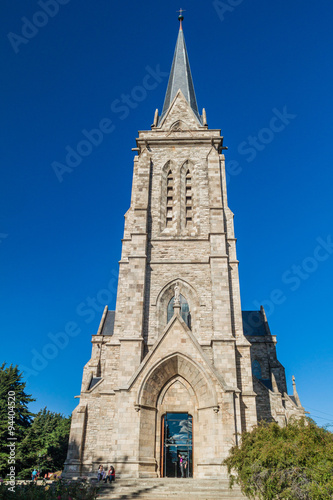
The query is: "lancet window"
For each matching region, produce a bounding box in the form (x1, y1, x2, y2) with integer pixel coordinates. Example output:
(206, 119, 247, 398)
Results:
(167, 294, 191, 328)
(166, 170, 174, 227)
(185, 169, 192, 226)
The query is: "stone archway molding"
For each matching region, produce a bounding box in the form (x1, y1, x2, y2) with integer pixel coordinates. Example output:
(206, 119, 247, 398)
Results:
(155, 277, 202, 307)
(158, 375, 196, 407)
(136, 352, 219, 411)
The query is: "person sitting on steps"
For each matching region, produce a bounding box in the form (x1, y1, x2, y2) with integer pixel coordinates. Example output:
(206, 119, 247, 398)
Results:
(104, 465, 115, 483)
(97, 465, 105, 482)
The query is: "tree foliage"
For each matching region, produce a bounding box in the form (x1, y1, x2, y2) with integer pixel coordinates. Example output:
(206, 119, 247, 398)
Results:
(0, 363, 35, 477)
(17, 408, 71, 478)
(0, 363, 71, 480)
(224, 418, 333, 500)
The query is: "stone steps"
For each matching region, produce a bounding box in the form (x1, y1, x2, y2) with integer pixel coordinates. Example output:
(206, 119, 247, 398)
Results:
(97, 478, 247, 499)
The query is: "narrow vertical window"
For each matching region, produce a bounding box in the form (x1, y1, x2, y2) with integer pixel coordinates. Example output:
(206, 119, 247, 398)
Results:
(185, 170, 192, 226)
(166, 170, 173, 227)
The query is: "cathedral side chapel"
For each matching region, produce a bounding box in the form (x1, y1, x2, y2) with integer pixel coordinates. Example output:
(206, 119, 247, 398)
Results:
(64, 14, 304, 479)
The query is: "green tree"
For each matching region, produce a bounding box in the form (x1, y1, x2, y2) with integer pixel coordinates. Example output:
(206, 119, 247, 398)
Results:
(0, 363, 35, 478)
(224, 418, 333, 500)
(17, 408, 71, 478)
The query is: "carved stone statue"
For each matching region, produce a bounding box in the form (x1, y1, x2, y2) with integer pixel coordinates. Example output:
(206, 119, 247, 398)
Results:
(174, 282, 180, 307)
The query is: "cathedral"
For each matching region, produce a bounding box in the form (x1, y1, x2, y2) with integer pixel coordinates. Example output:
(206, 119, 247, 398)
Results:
(64, 15, 304, 479)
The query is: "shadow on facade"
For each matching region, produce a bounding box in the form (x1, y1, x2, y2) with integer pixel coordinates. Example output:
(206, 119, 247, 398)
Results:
(253, 377, 275, 423)
(95, 453, 159, 500)
(236, 346, 277, 424)
(142, 159, 154, 357)
(98, 485, 159, 499)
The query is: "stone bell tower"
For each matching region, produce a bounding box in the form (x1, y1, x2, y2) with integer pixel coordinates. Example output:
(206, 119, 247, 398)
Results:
(64, 13, 303, 480)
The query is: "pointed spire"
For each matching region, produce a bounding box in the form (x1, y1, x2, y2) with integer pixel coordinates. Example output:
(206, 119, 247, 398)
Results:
(271, 371, 279, 393)
(160, 13, 201, 123)
(292, 375, 302, 407)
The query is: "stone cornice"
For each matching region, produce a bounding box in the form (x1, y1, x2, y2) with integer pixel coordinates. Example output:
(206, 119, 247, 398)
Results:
(136, 137, 222, 148)
(149, 260, 209, 264)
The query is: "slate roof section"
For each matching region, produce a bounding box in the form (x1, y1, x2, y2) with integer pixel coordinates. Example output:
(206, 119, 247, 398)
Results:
(160, 27, 201, 123)
(101, 310, 115, 336)
(289, 395, 297, 405)
(88, 377, 102, 390)
(242, 310, 268, 336)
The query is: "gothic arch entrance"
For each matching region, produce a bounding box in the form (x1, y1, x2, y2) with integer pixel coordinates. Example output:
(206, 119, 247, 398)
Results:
(137, 353, 219, 478)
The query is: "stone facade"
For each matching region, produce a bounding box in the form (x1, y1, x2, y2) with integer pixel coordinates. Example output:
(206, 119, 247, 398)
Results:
(63, 24, 304, 480)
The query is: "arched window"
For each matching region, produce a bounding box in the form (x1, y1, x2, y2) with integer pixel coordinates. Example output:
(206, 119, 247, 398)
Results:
(166, 170, 173, 227)
(167, 294, 191, 329)
(252, 360, 262, 379)
(185, 169, 192, 226)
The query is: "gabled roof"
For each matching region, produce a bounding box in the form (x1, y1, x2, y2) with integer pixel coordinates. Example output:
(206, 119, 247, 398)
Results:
(121, 313, 235, 393)
(160, 22, 201, 124)
(242, 310, 268, 336)
(101, 310, 115, 335)
(95, 307, 115, 336)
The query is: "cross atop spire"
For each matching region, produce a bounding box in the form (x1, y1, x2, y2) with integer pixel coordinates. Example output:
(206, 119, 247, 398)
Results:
(160, 15, 201, 123)
(177, 8, 185, 30)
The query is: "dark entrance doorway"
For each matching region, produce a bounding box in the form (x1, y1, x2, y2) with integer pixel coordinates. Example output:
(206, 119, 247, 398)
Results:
(161, 412, 193, 478)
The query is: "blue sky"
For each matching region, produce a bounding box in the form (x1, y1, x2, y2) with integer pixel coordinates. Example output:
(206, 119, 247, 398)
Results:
(1, 0, 333, 427)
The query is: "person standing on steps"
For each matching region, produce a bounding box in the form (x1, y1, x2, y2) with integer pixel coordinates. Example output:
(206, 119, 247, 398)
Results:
(178, 453, 184, 478)
(183, 457, 188, 478)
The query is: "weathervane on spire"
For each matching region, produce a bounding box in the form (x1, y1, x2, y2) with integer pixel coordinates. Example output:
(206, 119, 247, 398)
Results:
(177, 8, 186, 29)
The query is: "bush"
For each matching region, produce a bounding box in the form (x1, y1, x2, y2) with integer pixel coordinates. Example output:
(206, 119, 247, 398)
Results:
(224, 418, 333, 500)
(0, 478, 100, 500)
